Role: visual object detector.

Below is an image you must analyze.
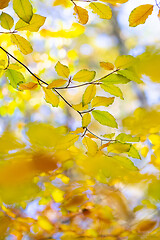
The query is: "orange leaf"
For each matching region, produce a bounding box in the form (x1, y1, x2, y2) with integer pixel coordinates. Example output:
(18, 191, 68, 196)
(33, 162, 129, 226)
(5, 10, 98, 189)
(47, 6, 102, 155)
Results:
(19, 82, 38, 90)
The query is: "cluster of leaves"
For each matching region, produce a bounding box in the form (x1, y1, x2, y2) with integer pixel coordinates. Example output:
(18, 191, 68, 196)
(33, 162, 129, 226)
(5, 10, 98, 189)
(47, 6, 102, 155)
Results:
(0, 0, 160, 240)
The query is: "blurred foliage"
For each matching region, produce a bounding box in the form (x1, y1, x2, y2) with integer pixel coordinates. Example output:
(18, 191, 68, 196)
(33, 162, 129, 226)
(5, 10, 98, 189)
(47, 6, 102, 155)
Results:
(0, 0, 160, 239)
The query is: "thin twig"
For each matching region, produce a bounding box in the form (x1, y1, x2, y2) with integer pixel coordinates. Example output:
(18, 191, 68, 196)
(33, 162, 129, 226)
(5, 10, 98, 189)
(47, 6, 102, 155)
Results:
(0, 46, 117, 143)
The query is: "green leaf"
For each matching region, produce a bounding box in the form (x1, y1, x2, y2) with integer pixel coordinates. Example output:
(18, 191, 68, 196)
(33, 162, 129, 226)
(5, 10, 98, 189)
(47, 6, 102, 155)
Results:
(92, 110, 118, 128)
(101, 74, 130, 84)
(113, 155, 138, 171)
(116, 133, 140, 143)
(0, 12, 14, 30)
(13, 0, 33, 23)
(5, 69, 25, 89)
(101, 83, 124, 99)
(128, 145, 141, 159)
(15, 14, 46, 32)
(118, 69, 142, 83)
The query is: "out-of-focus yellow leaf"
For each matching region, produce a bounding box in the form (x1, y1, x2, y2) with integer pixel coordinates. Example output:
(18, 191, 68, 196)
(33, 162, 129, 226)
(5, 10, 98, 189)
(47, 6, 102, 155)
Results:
(15, 14, 46, 32)
(47, 79, 67, 88)
(82, 113, 91, 127)
(92, 110, 118, 128)
(149, 134, 160, 145)
(0, 0, 10, 9)
(51, 187, 64, 203)
(89, 3, 112, 20)
(53, 0, 71, 7)
(101, 84, 124, 99)
(100, 61, 114, 70)
(92, 96, 114, 107)
(38, 216, 54, 231)
(26, 122, 60, 148)
(0, 131, 25, 153)
(115, 55, 136, 69)
(135, 220, 157, 233)
(56, 133, 79, 150)
(40, 23, 85, 38)
(73, 5, 89, 25)
(55, 61, 70, 78)
(43, 87, 59, 107)
(73, 69, 96, 82)
(102, 133, 115, 139)
(0, 12, 14, 30)
(11, 34, 33, 55)
(82, 137, 98, 155)
(13, 0, 33, 23)
(107, 142, 130, 153)
(19, 82, 38, 90)
(101, 0, 128, 3)
(82, 84, 96, 106)
(128, 145, 141, 159)
(129, 4, 153, 27)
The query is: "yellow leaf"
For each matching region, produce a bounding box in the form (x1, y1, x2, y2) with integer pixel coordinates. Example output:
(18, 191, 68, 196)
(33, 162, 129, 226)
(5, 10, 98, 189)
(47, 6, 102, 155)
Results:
(82, 84, 96, 106)
(91, 96, 114, 107)
(72, 102, 88, 111)
(0, 0, 10, 9)
(11, 34, 33, 55)
(82, 113, 91, 127)
(135, 220, 157, 233)
(51, 187, 64, 203)
(89, 3, 112, 20)
(82, 137, 98, 156)
(0, 12, 14, 30)
(47, 79, 67, 88)
(19, 82, 38, 90)
(15, 14, 46, 32)
(73, 69, 96, 82)
(53, 0, 71, 7)
(38, 216, 54, 231)
(56, 133, 79, 150)
(100, 61, 114, 70)
(101, 0, 128, 3)
(55, 61, 70, 78)
(115, 55, 136, 69)
(107, 142, 130, 153)
(129, 4, 153, 27)
(73, 5, 89, 25)
(43, 87, 59, 107)
(13, 0, 33, 23)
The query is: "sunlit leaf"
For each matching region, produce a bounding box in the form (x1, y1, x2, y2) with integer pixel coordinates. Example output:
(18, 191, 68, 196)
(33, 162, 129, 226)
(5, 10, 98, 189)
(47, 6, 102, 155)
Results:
(5, 69, 25, 88)
(0, 0, 10, 9)
(82, 84, 96, 106)
(0, 12, 14, 30)
(82, 113, 91, 127)
(129, 4, 153, 27)
(89, 3, 112, 20)
(82, 136, 98, 155)
(116, 133, 140, 143)
(91, 96, 114, 107)
(11, 34, 33, 55)
(43, 87, 59, 107)
(15, 14, 46, 32)
(73, 69, 96, 82)
(107, 142, 130, 153)
(135, 219, 157, 233)
(19, 82, 38, 90)
(118, 69, 142, 83)
(102, 73, 130, 84)
(55, 61, 70, 78)
(47, 79, 67, 88)
(100, 61, 114, 70)
(101, 83, 124, 99)
(115, 55, 136, 69)
(73, 5, 89, 25)
(13, 0, 33, 23)
(128, 145, 141, 159)
(92, 110, 118, 128)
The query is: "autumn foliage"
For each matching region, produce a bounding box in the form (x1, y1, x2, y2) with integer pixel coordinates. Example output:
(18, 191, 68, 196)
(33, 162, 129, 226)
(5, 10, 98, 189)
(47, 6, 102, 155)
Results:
(0, 0, 160, 239)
